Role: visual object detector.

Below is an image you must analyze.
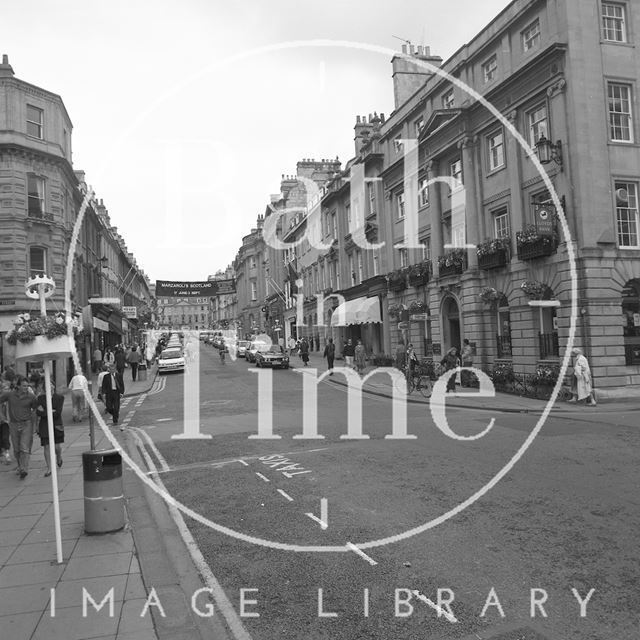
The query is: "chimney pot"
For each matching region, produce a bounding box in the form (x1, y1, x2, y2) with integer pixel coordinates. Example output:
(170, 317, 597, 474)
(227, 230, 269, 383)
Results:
(409, 44, 415, 54)
(402, 44, 407, 54)
(417, 45, 423, 55)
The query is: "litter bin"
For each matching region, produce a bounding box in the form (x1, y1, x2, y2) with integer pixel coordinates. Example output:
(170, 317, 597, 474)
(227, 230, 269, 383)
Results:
(83, 450, 125, 534)
(138, 363, 147, 382)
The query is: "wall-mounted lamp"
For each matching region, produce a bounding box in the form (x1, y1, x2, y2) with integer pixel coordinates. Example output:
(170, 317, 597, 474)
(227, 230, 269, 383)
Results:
(535, 135, 563, 168)
(99, 256, 109, 268)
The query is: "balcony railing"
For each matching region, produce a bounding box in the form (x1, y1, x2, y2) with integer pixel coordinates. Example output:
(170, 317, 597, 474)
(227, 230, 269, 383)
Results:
(27, 210, 54, 222)
(538, 332, 559, 359)
(496, 333, 512, 358)
(479, 249, 509, 270)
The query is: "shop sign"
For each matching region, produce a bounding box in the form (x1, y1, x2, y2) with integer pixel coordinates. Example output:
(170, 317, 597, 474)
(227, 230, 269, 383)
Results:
(534, 204, 556, 236)
(122, 306, 137, 318)
(410, 313, 429, 321)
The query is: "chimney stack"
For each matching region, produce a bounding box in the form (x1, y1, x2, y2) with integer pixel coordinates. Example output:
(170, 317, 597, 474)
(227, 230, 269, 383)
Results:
(391, 44, 442, 109)
(0, 54, 14, 78)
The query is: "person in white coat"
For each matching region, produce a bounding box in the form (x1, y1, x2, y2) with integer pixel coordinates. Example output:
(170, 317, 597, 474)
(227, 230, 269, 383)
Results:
(569, 348, 596, 406)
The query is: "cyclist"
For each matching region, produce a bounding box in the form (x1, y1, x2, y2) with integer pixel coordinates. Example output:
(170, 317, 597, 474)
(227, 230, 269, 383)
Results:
(219, 342, 226, 365)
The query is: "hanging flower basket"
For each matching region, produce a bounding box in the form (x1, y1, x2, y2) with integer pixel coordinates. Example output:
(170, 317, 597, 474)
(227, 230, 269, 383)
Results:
(388, 304, 404, 319)
(8, 312, 82, 361)
(408, 300, 426, 314)
(14, 335, 74, 362)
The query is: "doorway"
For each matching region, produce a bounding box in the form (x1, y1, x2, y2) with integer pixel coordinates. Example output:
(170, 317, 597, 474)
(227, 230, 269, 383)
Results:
(441, 296, 461, 352)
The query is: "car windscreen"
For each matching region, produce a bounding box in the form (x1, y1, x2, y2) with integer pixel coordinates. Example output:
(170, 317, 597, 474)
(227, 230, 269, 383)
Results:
(160, 350, 182, 359)
(265, 346, 283, 354)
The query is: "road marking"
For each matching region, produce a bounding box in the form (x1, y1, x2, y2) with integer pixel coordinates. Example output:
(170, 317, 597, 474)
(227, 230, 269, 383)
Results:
(255, 472, 270, 482)
(130, 429, 253, 640)
(156, 418, 172, 422)
(277, 489, 293, 502)
(305, 500, 328, 530)
(346, 542, 377, 566)
(412, 590, 458, 623)
(134, 427, 170, 473)
(237, 460, 249, 466)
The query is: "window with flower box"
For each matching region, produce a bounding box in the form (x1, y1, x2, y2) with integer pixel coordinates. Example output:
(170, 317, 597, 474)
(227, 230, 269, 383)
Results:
(622, 279, 640, 365)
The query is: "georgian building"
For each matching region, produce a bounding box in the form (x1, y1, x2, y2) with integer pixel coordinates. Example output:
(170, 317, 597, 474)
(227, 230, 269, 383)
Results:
(0, 56, 151, 377)
(373, 0, 640, 396)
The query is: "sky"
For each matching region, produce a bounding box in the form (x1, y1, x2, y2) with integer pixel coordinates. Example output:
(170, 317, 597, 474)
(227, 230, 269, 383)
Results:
(1, 0, 513, 283)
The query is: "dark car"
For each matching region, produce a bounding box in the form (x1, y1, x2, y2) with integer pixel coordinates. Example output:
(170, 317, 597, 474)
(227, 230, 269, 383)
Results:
(255, 345, 289, 369)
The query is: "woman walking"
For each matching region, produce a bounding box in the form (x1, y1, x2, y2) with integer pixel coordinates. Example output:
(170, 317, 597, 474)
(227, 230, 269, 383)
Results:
(300, 338, 310, 366)
(36, 379, 64, 477)
(354, 339, 366, 373)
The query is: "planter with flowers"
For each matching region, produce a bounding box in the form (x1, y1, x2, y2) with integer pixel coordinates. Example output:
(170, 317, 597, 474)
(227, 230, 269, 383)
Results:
(408, 300, 427, 315)
(408, 261, 432, 287)
(438, 249, 466, 277)
(8, 312, 82, 362)
(479, 287, 503, 305)
(520, 280, 553, 300)
(516, 225, 557, 260)
(387, 269, 408, 292)
(477, 237, 510, 270)
(388, 304, 404, 320)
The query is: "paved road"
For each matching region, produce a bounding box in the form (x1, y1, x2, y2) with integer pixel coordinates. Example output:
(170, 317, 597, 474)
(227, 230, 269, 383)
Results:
(123, 344, 640, 640)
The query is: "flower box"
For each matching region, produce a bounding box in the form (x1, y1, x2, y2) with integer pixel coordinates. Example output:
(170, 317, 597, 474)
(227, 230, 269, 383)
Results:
(437, 250, 466, 277)
(439, 261, 464, 277)
(478, 249, 509, 270)
(387, 270, 408, 292)
(14, 335, 74, 362)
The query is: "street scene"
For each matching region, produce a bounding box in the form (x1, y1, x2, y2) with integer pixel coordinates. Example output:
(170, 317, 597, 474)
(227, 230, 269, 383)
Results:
(1, 0, 640, 639)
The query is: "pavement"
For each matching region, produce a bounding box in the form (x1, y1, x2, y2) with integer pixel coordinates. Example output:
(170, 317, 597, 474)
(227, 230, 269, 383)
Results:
(288, 353, 640, 413)
(0, 363, 164, 640)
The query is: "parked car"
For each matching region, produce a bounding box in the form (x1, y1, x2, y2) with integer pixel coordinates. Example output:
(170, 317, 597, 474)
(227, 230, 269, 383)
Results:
(158, 347, 185, 374)
(246, 341, 268, 363)
(255, 345, 289, 369)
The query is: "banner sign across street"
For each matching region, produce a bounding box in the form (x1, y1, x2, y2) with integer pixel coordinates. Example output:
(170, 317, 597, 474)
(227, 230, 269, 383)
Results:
(155, 279, 236, 297)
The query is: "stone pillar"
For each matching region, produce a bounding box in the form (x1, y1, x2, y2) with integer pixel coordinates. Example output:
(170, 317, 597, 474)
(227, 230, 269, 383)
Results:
(427, 159, 443, 261)
(505, 109, 525, 234)
(459, 136, 480, 270)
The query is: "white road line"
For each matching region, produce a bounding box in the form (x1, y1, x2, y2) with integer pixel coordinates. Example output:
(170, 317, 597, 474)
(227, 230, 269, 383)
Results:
(277, 489, 293, 502)
(156, 418, 172, 422)
(133, 427, 170, 473)
(305, 513, 328, 529)
(412, 590, 458, 623)
(255, 472, 270, 483)
(346, 542, 378, 566)
(237, 460, 249, 466)
(130, 429, 252, 640)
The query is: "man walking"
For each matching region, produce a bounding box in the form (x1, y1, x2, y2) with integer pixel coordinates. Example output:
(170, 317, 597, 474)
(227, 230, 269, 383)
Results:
(343, 338, 355, 369)
(68, 369, 88, 422)
(0, 376, 38, 478)
(126, 345, 142, 381)
(92, 346, 103, 374)
(323, 338, 336, 375)
(102, 364, 125, 429)
(114, 346, 127, 376)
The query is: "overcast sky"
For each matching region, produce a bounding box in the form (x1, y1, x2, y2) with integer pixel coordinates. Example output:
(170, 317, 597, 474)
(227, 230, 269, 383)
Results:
(1, 0, 512, 283)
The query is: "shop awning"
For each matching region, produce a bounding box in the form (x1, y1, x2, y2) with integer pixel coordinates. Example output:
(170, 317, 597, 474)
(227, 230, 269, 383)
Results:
(330, 296, 381, 326)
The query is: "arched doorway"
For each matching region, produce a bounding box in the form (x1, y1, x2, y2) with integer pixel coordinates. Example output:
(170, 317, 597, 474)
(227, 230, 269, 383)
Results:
(441, 296, 461, 352)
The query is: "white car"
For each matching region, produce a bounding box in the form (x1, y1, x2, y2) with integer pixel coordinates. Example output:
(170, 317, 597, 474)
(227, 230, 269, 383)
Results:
(158, 347, 185, 374)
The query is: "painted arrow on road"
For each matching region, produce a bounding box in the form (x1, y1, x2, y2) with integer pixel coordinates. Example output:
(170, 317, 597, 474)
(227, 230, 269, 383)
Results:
(305, 498, 328, 530)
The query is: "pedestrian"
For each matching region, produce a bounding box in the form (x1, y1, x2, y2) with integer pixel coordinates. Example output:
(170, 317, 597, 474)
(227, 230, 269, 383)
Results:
(300, 338, 310, 366)
(36, 378, 64, 477)
(354, 339, 366, 373)
(102, 363, 125, 429)
(569, 348, 597, 406)
(460, 338, 474, 387)
(0, 375, 38, 478)
(343, 338, 355, 369)
(114, 345, 126, 375)
(96, 363, 108, 411)
(395, 339, 406, 371)
(68, 369, 88, 422)
(126, 345, 142, 381)
(0, 379, 12, 464)
(407, 343, 419, 376)
(103, 347, 115, 367)
(440, 347, 459, 393)
(92, 346, 103, 374)
(288, 336, 296, 357)
(323, 338, 336, 375)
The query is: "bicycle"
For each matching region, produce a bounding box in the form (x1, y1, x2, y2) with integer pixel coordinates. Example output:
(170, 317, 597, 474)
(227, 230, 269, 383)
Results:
(404, 363, 434, 398)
